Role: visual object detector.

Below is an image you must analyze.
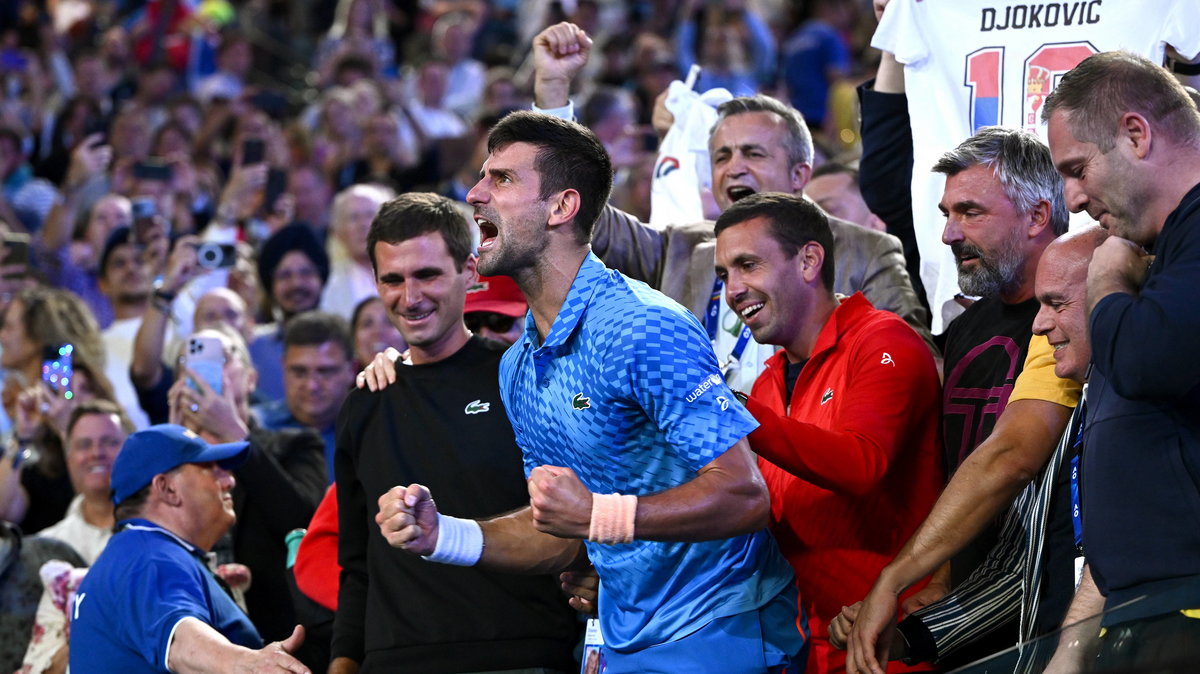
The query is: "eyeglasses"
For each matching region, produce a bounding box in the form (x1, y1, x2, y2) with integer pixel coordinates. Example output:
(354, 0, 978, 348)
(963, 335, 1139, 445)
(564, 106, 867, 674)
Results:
(465, 312, 517, 335)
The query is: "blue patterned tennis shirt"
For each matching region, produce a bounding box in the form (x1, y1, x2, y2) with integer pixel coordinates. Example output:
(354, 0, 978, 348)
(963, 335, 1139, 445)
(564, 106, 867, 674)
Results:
(499, 252, 795, 652)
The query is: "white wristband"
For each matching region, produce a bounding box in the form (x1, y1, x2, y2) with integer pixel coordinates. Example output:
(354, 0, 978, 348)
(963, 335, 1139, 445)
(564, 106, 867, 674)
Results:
(422, 513, 484, 566)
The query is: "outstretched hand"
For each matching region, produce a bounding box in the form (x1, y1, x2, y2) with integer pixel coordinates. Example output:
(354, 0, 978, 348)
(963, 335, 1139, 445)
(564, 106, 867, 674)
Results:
(244, 625, 309, 673)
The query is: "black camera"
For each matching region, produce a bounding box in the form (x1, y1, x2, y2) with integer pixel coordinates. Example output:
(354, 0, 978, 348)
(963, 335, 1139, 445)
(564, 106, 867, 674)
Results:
(196, 242, 238, 270)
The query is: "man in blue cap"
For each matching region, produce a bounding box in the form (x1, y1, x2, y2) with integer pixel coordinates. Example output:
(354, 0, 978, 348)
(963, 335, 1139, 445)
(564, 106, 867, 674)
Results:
(69, 424, 311, 673)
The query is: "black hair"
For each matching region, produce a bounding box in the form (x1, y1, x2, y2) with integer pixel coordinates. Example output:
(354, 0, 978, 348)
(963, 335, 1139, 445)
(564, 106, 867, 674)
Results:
(366, 192, 474, 273)
(486, 111, 613, 242)
(714, 192, 835, 289)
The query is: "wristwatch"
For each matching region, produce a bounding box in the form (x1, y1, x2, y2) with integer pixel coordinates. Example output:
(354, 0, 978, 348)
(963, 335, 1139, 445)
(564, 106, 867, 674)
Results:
(152, 278, 177, 311)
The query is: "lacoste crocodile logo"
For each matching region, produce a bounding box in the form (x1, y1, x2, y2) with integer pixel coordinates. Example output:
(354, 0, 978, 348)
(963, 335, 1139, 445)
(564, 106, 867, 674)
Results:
(464, 400, 491, 415)
(572, 393, 591, 410)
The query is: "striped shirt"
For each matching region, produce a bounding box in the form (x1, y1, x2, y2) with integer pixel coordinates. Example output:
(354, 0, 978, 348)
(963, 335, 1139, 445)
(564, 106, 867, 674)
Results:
(902, 387, 1086, 666)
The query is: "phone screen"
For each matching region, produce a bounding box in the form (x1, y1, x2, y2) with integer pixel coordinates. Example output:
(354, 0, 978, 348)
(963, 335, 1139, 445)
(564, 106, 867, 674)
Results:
(262, 169, 288, 213)
(42, 344, 75, 400)
(1, 233, 31, 274)
(131, 197, 158, 245)
(133, 159, 173, 182)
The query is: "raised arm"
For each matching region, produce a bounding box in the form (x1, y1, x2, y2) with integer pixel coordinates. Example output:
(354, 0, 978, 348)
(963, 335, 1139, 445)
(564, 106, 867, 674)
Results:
(530, 23, 669, 286)
(532, 22, 591, 111)
(40, 136, 111, 252)
(130, 236, 202, 388)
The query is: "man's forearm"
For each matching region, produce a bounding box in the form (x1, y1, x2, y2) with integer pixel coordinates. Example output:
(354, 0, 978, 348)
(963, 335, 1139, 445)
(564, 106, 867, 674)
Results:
(41, 191, 81, 252)
(479, 506, 588, 574)
(167, 618, 306, 674)
(875, 51, 905, 94)
(480, 441, 766, 570)
(1043, 565, 1104, 673)
(629, 439, 769, 541)
(534, 74, 571, 109)
(130, 301, 170, 387)
(880, 399, 1071, 592)
(1062, 565, 1104, 629)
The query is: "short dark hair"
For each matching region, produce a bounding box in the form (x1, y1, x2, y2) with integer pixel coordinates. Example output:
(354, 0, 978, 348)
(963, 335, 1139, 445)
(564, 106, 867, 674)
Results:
(714, 192, 835, 289)
(283, 310, 353, 362)
(351, 296, 381, 333)
(67, 398, 134, 439)
(367, 192, 474, 272)
(712, 95, 814, 168)
(1042, 51, 1200, 152)
(0, 126, 23, 156)
(98, 226, 136, 277)
(333, 53, 374, 79)
(216, 28, 248, 55)
(487, 111, 613, 242)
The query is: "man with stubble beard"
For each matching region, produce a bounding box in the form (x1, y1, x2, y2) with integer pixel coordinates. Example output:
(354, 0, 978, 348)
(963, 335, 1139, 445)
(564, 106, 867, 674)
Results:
(527, 22, 930, 393)
(376, 113, 805, 672)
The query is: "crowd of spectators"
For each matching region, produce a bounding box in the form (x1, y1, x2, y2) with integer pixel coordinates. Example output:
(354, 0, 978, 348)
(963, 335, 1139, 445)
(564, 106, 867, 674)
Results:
(0, 1, 879, 670)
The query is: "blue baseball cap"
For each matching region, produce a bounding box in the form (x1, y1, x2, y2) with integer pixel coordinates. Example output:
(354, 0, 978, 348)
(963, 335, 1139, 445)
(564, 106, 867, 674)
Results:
(111, 424, 250, 505)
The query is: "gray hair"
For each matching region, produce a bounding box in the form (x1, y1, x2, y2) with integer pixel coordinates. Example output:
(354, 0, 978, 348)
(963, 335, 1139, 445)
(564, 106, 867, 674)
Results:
(332, 183, 394, 225)
(711, 95, 814, 169)
(933, 126, 1069, 236)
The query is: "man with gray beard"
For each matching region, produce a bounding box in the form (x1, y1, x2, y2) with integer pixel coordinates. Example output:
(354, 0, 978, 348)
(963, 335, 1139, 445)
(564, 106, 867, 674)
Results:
(933, 127, 1068, 591)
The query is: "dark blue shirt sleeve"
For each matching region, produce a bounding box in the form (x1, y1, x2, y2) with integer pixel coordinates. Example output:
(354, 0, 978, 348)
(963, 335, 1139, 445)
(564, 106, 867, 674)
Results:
(1088, 229, 1200, 399)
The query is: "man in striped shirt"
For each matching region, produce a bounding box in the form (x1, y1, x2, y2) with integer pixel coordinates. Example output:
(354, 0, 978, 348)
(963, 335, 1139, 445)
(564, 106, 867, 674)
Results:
(833, 227, 1106, 671)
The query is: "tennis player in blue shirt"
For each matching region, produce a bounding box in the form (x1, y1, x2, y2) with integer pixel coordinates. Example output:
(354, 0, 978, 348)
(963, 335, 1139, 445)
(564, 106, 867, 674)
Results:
(377, 111, 807, 673)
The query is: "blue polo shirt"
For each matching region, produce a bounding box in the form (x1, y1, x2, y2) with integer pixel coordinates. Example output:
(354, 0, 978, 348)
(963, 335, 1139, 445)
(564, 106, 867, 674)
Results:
(500, 252, 794, 652)
(69, 519, 261, 673)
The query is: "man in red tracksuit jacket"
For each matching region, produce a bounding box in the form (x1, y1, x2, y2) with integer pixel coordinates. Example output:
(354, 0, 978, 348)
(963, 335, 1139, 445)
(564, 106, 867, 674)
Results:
(715, 192, 944, 674)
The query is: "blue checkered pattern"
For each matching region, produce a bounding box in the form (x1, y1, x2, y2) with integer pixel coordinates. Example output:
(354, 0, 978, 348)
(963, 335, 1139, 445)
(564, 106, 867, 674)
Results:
(500, 253, 794, 652)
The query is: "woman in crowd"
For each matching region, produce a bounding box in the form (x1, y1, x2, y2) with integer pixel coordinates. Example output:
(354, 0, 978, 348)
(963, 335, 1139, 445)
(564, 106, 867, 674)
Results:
(0, 286, 115, 533)
(350, 295, 405, 370)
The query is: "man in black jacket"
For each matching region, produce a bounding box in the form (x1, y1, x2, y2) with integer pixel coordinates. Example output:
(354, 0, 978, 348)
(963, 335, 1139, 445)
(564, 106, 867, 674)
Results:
(329, 193, 579, 673)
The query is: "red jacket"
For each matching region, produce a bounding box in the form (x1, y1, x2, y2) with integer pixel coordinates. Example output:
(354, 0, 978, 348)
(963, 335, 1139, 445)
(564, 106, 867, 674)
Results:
(745, 293, 943, 674)
(294, 485, 340, 611)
